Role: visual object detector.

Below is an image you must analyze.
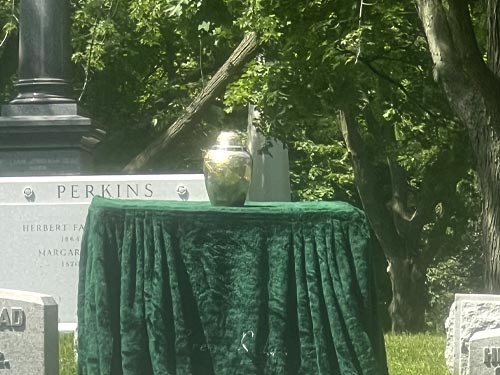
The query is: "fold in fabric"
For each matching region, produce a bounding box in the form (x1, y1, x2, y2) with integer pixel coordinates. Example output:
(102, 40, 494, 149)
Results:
(78, 197, 388, 375)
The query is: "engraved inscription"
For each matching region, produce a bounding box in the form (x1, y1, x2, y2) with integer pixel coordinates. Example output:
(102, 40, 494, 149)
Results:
(0, 307, 25, 331)
(0, 351, 10, 370)
(23, 223, 68, 232)
(56, 183, 154, 199)
(484, 347, 500, 367)
(22, 222, 86, 268)
(38, 248, 80, 257)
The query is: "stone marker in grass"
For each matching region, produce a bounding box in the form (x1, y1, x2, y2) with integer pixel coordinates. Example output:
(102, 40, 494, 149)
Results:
(0, 289, 58, 375)
(446, 294, 500, 374)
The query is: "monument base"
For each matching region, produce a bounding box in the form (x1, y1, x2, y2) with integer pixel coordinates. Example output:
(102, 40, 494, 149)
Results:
(0, 103, 103, 176)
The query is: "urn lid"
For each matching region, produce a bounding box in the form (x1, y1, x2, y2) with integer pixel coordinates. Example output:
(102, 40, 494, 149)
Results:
(214, 131, 245, 149)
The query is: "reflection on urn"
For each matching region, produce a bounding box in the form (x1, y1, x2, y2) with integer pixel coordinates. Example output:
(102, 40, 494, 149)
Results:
(203, 131, 252, 206)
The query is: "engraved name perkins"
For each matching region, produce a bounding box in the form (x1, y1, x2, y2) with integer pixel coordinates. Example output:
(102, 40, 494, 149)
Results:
(57, 183, 154, 199)
(0, 307, 25, 330)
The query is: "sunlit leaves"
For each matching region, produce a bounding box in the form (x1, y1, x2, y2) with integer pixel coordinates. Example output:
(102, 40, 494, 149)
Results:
(0, 0, 17, 51)
(290, 139, 356, 202)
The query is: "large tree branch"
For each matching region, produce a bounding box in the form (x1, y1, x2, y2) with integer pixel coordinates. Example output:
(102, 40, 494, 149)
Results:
(415, 0, 460, 77)
(362, 105, 416, 237)
(387, 157, 415, 237)
(488, 0, 500, 76)
(341, 102, 467, 268)
(358, 55, 442, 120)
(447, 1, 496, 89)
(335, 44, 450, 121)
(123, 33, 259, 173)
(410, 145, 469, 267)
(447, 1, 485, 65)
(338, 108, 404, 258)
(415, 0, 500, 128)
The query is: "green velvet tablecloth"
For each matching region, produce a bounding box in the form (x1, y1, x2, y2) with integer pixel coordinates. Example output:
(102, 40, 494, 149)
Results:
(78, 197, 388, 375)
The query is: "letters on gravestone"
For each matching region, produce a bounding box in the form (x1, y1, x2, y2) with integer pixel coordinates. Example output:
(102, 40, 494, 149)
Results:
(0, 289, 58, 375)
(469, 329, 500, 375)
(1, 306, 25, 371)
(0, 174, 208, 327)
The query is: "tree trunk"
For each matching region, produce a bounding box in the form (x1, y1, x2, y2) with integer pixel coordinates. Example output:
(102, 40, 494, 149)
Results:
(484, 0, 500, 291)
(488, 0, 500, 76)
(338, 108, 428, 332)
(415, 0, 500, 292)
(469, 119, 500, 291)
(387, 256, 426, 332)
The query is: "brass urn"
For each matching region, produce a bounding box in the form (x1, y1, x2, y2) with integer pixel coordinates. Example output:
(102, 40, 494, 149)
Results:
(203, 131, 252, 206)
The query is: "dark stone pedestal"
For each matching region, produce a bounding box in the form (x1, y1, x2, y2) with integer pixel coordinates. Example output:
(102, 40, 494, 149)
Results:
(0, 104, 103, 176)
(12, 0, 73, 104)
(0, 0, 104, 177)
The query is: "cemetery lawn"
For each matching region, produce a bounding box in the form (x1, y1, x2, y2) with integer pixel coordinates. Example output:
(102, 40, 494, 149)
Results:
(385, 333, 449, 375)
(60, 333, 77, 375)
(59, 332, 449, 375)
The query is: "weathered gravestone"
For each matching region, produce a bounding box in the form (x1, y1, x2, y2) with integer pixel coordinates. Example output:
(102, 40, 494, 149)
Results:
(0, 288, 58, 375)
(469, 329, 500, 375)
(0, 174, 208, 328)
(446, 294, 500, 374)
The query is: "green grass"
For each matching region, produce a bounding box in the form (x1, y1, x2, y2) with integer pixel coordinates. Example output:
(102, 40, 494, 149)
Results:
(59, 333, 77, 375)
(58, 332, 450, 375)
(385, 333, 450, 375)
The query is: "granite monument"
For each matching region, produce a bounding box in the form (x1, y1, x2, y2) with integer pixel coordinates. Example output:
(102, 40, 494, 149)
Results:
(0, 174, 208, 329)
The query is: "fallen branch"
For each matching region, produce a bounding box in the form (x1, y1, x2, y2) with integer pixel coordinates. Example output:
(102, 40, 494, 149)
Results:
(122, 32, 259, 173)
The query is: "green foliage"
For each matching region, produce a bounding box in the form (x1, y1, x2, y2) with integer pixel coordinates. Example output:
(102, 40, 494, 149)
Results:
(74, 0, 485, 328)
(0, 0, 486, 330)
(421, 167, 482, 328)
(385, 333, 449, 375)
(290, 139, 356, 202)
(0, 0, 16, 47)
(425, 215, 483, 331)
(68, 0, 246, 168)
(222, 0, 481, 331)
(426, 249, 483, 332)
(0, 1, 17, 102)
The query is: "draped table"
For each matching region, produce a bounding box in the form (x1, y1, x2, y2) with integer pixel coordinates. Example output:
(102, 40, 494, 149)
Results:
(77, 197, 388, 375)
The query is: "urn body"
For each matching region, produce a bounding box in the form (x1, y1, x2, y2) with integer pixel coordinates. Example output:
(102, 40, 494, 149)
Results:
(203, 132, 252, 206)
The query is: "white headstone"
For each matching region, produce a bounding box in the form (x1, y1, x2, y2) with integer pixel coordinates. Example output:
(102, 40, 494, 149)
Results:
(469, 329, 500, 375)
(446, 294, 500, 374)
(0, 289, 58, 375)
(247, 105, 291, 202)
(0, 174, 208, 327)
